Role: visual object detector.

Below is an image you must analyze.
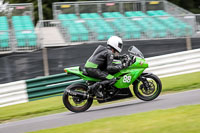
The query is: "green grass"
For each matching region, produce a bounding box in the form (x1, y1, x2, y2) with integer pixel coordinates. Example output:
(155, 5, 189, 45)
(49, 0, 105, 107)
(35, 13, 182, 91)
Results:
(0, 72, 200, 123)
(29, 104, 200, 133)
(161, 72, 200, 92)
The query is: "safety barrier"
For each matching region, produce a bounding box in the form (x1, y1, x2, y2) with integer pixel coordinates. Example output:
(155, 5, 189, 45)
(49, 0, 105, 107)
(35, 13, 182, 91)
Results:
(1, 48, 200, 107)
(146, 48, 200, 77)
(0, 80, 28, 107)
(26, 73, 82, 101)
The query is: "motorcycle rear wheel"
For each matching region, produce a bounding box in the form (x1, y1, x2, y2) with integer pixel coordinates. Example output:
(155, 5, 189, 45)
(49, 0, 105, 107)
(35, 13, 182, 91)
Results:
(133, 73, 162, 101)
(63, 83, 93, 113)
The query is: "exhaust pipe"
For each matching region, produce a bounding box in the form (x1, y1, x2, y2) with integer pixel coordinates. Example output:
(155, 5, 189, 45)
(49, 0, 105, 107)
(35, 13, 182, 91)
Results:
(65, 89, 89, 99)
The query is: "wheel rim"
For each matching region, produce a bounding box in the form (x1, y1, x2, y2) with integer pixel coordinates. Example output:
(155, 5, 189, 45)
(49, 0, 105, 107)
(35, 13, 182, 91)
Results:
(137, 77, 159, 98)
(67, 87, 88, 108)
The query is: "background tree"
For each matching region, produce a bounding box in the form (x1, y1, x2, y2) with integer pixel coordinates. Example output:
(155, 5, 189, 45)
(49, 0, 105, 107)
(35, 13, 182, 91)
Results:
(168, 0, 200, 13)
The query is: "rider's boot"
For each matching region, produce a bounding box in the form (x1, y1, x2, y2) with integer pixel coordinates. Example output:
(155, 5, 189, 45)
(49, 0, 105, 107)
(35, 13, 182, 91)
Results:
(88, 78, 117, 98)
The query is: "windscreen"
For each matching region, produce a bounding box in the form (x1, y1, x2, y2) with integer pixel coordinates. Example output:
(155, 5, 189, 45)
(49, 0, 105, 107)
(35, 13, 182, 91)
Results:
(128, 46, 144, 58)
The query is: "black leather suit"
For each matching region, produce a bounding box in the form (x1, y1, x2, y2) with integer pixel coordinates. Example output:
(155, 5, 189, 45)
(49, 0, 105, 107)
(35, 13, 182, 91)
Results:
(84, 45, 123, 80)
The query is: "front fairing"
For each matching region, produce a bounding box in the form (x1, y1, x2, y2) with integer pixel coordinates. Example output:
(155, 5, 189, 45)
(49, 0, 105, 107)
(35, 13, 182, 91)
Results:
(113, 57, 148, 88)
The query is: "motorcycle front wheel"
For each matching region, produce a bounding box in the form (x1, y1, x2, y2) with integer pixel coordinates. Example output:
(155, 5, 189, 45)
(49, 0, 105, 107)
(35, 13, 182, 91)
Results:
(63, 83, 93, 113)
(133, 73, 162, 101)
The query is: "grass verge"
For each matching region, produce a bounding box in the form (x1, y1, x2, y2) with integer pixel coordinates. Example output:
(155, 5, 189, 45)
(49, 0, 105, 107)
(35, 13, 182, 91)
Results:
(0, 72, 200, 123)
(29, 104, 200, 133)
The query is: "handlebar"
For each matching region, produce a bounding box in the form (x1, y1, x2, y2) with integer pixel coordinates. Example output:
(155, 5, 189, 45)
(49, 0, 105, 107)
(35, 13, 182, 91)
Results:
(121, 54, 136, 67)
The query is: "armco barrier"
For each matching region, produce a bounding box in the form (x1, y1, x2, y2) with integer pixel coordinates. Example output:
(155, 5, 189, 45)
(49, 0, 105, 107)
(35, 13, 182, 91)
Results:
(0, 81, 28, 107)
(1, 48, 200, 107)
(26, 73, 83, 101)
(146, 48, 200, 77)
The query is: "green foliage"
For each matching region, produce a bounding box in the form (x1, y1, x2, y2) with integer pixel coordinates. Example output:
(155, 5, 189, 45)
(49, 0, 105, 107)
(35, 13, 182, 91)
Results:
(29, 104, 200, 133)
(168, 0, 200, 13)
(161, 72, 200, 92)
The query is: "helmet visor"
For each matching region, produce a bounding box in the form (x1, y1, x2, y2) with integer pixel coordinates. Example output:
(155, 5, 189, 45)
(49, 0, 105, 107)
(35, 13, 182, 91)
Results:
(118, 43, 123, 49)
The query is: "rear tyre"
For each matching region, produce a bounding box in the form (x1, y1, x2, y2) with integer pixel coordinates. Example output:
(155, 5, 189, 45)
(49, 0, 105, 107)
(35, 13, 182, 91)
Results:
(133, 73, 162, 101)
(63, 83, 93, 113)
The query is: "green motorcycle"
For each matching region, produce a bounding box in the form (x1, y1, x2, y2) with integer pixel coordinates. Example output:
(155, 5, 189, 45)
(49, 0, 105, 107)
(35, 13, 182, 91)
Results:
(63, 46, 162, 112)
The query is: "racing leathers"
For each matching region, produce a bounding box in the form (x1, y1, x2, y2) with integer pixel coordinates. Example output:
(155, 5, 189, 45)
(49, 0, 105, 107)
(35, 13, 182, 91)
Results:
(84, 45, 123, 97)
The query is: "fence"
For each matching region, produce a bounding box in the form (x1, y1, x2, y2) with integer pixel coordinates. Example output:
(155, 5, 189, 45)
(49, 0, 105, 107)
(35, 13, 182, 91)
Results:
(0, 3, 39, 53)
(35, 20, 65, 46)
(7, 3, 34, 19)
(53, 1, 145, 18)
(53, 0, 190, 19)
(0, 30, 12, 53)
(1, 48, 200, 107)
(195, 14, 200, 33)
(164, 0, 193, 15)
(37, 14, 198, 46)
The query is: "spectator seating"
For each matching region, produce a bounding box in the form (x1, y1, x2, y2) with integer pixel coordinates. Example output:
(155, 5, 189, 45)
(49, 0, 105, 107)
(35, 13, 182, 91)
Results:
(125, 11, 167, 38)
(57, 10, 193, 42)
(102, 12, 142, 39)
(146, 10, 193, 37)
(0, 16, 10, 48)
(58, 14, 89, 42)
(80, 13, 115, 40)
(12, 16, 37, 47)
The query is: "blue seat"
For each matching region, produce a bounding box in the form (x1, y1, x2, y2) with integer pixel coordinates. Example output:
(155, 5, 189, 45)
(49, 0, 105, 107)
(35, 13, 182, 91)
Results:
(12, 16, 37, 47)
(27, 33, 37, 46)
(16, 36, 26, 46)
(0, 33, 9, 48)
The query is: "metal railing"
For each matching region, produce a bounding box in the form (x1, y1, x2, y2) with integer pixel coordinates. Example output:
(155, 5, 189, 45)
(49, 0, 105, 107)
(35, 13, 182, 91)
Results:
(164, 1, 193, 15)
(53, 0, 192, 19)
(37, 14, 197, 45)
(12, 30, 40, 52)
(36, 20, 66, 47)
(0, 29, 40, 53)
(0, 3, 39, 53)
(7, 3, 34, 21)
(195, 14, 200, 35)
(53, 0, 169, 19)
(0, 30, 12, 53)
(13, 15, 200, 47)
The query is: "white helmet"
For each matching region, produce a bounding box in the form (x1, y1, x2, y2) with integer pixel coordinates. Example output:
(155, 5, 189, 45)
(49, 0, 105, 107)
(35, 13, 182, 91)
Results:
(107, 36, 123, 53)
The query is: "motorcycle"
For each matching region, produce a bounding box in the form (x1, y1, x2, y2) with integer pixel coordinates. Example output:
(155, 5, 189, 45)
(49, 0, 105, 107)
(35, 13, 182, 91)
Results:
(63, 45, 162, 113)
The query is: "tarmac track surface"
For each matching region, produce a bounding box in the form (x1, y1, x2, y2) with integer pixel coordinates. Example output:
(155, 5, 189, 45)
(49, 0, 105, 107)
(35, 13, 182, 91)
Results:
(0, 89, 200, 133)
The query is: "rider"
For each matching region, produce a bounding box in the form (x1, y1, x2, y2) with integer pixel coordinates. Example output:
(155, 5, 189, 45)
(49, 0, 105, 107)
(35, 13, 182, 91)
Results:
(84, 36, 128, 97)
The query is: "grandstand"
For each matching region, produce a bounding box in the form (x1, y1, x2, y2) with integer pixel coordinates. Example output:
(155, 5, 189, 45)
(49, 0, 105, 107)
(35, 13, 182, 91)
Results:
(0, 0, 199, 51)
(0, 16, 10, 50)
(50, 0, 198, 45)
(0, 3, 39, 53)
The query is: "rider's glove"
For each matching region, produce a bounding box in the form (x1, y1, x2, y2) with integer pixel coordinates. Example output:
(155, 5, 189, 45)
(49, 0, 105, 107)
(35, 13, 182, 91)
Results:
(118, 54, 128, 59)
(122, 61, 129, 69)
(122, 55, 132, 69)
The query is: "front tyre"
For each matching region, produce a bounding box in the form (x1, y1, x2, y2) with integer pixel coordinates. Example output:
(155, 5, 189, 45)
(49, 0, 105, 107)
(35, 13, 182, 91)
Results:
(63, 84, 93, 113)
(133, 73, 162, 101)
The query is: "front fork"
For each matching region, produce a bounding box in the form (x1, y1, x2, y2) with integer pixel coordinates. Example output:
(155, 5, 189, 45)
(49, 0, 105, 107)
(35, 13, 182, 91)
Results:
(139, 76, 150, 90)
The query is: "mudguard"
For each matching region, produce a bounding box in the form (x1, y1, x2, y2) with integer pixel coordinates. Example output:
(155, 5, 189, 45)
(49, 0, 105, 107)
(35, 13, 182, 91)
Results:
(141, 72, 153, 77)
